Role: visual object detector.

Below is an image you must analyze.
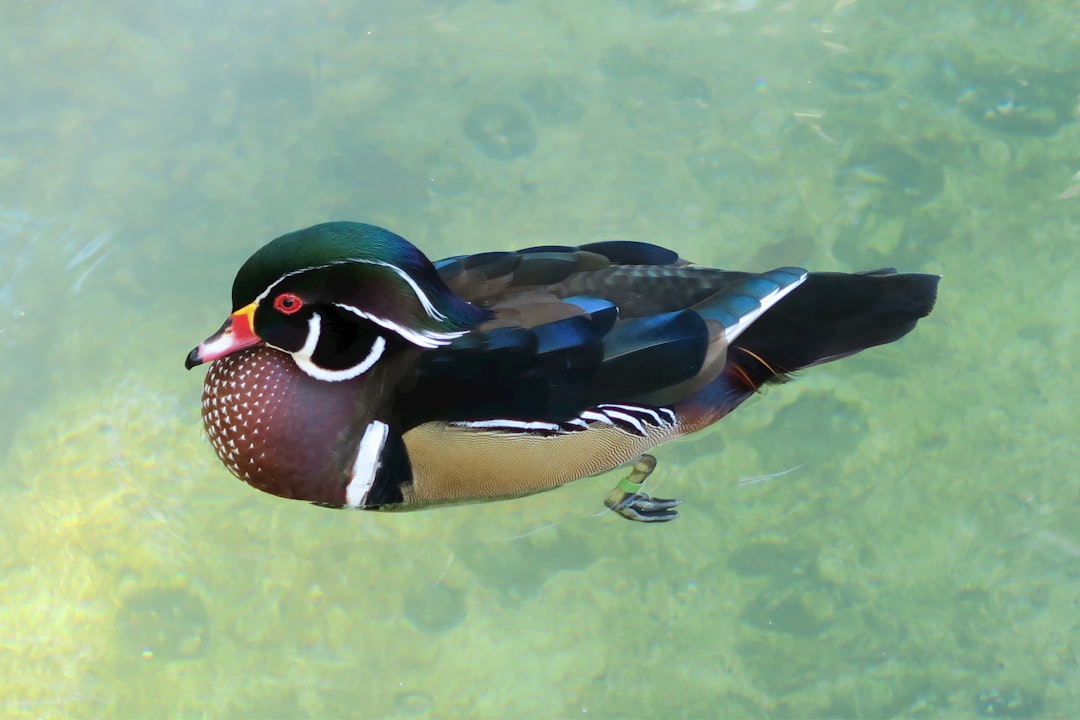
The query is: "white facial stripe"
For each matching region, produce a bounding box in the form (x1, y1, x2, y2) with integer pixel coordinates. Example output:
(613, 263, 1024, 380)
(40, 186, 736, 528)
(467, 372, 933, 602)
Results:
(351, 335, 387, 375)
(252, 258, 450, 323)
(288, 311, 388, 382)
(253, 264, 321, 305)
(345, 421, 389, 508)
(365, 259, 447, 321)
(299, 312, 321, 358)
(334, 303, 466, 348)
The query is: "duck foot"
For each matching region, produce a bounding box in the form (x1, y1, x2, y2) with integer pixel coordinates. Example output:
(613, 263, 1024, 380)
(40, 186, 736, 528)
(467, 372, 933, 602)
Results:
(603, 454, 682, 523)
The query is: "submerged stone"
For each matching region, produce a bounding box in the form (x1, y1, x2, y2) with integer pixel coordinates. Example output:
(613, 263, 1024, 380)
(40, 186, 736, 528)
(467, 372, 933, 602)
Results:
(960, 73, 1070, 137)
(453, 526, 596, 601)
(687, 147, 766, 216)
(522, 75, 589, 125)
(763, 391, 868, 468)
(741, 589, 831, 637)
(662, 73, 709, 104)
(402, 582, 466, 634)
(321, 143, 430, 211)
(116, 586, 210, 661)
(425, 150, 475, 197)
(463, 102, 537, 161)
(929, 52, 1077, 137)
(819, 66, 892, 95)
(394, 691, 434, 715)
(835, 143, 944, 215)
(833, 207, 951, 270)
(597, 45, 665, 79)
(974, 688, 1043, 719)
(727, 540, 815, 581)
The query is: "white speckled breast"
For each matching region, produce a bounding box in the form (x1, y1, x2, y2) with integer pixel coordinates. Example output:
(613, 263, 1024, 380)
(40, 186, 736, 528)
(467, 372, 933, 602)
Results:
(201, 345, 366, 504)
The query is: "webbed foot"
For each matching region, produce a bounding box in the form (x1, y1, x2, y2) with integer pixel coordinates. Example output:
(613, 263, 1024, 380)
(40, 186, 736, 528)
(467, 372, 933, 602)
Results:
(603, 454, 682, 523)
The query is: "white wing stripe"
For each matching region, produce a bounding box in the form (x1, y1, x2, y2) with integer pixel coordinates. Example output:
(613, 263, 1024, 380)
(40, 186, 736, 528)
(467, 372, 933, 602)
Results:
(449, 403, 677, 437)
(722, 270, 809, 344)
(598, 409, 647, 436)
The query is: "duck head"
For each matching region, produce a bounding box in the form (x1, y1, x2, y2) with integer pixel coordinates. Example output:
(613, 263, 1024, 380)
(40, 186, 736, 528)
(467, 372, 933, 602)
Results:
(184, 221, 489, 505)
(185, 221, 488, 380)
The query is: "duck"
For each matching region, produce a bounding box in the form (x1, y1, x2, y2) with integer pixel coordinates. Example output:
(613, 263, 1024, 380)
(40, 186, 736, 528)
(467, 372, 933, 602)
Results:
(185, 221, 938, 522)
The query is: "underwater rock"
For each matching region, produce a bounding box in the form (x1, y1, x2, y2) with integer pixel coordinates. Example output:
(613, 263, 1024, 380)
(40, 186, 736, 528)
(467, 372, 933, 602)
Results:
(960, 73, 1071, 137)
(977, 138, 1012, 169)
(974, 688, 1043, 719)
(116, 587, 210, 661)
(832, 206, 950, 270)
(402, 582, 467, 634)
(233, 61, 313, 108)
(760, 391, 867, 469)
(597, 45, 666, 79)
(394, 691, 434, 715)
(521, 75, 589, 125)
(748, 234, 815, 271)
(598, 45, 709, 119)
(462, 102, 537, 161)
(454, 526, 596, 601)
(741, 588, 832, 637)
(687, 147, 767, 216)
(727, 540, 816, 581)
(835, 143, 944, 216)
(662, 72, 709, 104)
(322, 143, 430, 212)
(819, 66, 892, 95)
(424, 150, 475, 197)
(930, 53, 1077, 137)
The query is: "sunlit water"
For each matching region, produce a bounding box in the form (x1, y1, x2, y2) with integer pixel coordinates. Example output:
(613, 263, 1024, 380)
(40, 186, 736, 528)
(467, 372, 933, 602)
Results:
(2, 1, 1078, 717)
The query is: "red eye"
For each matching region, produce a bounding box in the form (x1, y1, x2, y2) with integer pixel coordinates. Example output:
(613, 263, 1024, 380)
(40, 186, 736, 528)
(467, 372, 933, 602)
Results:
(273, 293, 303, 314)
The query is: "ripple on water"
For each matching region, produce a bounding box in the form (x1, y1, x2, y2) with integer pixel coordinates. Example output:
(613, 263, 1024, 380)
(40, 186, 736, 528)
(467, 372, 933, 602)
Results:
(0, 207, 118, 452)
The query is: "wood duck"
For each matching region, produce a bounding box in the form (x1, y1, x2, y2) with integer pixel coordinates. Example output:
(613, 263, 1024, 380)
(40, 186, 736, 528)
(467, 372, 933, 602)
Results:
(185, 222, 939, 523)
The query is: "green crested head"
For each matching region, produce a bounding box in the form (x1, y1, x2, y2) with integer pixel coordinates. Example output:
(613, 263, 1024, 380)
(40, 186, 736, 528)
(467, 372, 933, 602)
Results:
(236, 221, 488, 337)
(216, 222, 490, 381)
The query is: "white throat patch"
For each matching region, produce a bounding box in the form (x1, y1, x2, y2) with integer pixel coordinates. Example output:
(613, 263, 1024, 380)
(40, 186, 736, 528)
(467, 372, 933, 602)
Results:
(289, 311, 387, 382)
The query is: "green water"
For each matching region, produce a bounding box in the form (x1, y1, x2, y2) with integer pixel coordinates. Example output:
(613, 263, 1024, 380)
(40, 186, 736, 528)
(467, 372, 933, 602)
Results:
(2, 1, 1078, 717)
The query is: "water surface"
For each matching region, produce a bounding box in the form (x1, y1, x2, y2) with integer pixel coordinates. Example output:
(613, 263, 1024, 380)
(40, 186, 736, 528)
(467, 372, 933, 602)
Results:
(1, 1, 1078, 717)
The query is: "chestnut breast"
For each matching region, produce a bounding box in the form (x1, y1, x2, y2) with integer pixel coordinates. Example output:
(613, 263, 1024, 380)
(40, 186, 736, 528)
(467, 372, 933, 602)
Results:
(201, 346, 367, 504)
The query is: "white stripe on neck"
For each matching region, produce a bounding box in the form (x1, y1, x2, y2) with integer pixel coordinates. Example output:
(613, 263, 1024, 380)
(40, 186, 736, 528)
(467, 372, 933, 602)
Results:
(345, 421, 389, 508)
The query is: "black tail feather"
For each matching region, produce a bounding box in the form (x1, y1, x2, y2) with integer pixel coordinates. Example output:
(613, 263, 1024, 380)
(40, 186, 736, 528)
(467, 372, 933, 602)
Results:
(733, 270, 939, 388)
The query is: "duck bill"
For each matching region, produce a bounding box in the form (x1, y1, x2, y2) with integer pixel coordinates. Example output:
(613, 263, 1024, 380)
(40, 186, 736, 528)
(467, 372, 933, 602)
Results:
(185, 302, 261, 369)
